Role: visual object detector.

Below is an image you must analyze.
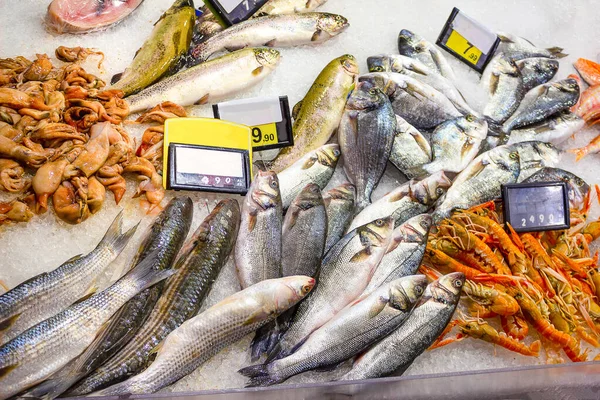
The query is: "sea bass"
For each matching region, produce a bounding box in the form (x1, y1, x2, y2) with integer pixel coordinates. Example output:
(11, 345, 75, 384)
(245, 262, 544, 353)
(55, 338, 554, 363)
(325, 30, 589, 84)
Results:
(269, 55, 358, 172)
(93, 276, 315, 395)
(323, 183, 355, 253)
(339, 82, 396, 211)
(397, 29, 456, 82)
(389, 116, 432, 179)
(517, 57, 559, 92)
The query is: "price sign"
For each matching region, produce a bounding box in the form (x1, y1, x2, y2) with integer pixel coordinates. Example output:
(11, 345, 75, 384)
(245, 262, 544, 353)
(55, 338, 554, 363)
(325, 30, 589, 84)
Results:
(436, 8, 500, 73)
(502, 182, 570, 233)
(203, 0, 268, 26)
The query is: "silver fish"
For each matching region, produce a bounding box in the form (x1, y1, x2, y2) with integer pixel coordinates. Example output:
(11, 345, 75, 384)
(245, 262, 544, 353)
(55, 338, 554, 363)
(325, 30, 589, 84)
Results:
(397, 29, 457, 82)
(0, 251, 173, 400)
(240, 275, 427, 386)
(339, 272, 465, 380)
(423, 115, 488, 175)
(507, 112, 584, 145)
(433, 145, 521, 222)
(389, 116, 432, 179)
(501, 78, 580, 134)
(359, 72, 462, 129)
(254, 0, 329, 16)
(268, 217, 394, 361)
(93, 276, 315, 395)
(235, 171, 282, 289)
(517, 57, 559, 92)
(0, 211, 136, 345)
(482, 56, 525, 125)
(497, 32, 567, 61)
(509, 141, 560, 181)
(339, 83, 396, 211)
(278, 144, 340, 209)
(323, 183, 355, 254)
(348, 172, 452, 232)
(523, 167, 590, 209)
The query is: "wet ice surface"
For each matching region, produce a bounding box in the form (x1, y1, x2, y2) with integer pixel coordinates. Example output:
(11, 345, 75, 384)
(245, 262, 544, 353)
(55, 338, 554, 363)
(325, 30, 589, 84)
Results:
(1, 0, 600, 394)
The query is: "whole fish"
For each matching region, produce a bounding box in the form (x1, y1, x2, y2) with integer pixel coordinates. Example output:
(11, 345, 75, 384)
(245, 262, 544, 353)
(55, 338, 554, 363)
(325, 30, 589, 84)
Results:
(339, 82, 396, 211)
(0, 211, 136, 346)
(359, 72, 462, 129)
(574, 58, 600, 86)
(278, 144, 340, 209)
(189, 13, 348, 64)
(501, 79, 580, 134)
(367, 54, 476, 116)
(482, 56, 525, 125)
(26, 197, 193, 400)
(0, 251, 173, 400)
(433, 146, 521, 222)
(93, 276, 315, 395)
(126, 48, 281, 113)
(523, 167, 590, 209)
(423, 115, 488, 175)
(347, 172, 451, 232)
(67, 199, 240, 396)
(109, 0, 195, 96)
(509, 141, 560, 182)
(397, 29, 456, 82)
(267, 217, 394, 361)
(339, 272, 465, 380)
(323, 183, 355, 253)
(254, 0, 329, 16)
(389, 116, 431, 179)
(270, 55, 358, 172)
(235, 171, 282, 289)
(240, 275, 427, 386)
(497, 32, 567, 61)
(517, 57, 559, 92)
(361, 214, 431, 297)
(507, 112, 584, 145)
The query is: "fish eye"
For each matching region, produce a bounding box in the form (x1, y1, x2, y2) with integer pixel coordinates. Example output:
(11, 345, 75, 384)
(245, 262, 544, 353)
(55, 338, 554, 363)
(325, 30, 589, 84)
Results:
(343, 60, 353, 69)
(544, 143, 553, 148)
(466, 115, 475, 122)
(372, 66, 384, 72)
(414, 285, 424, 295)
(302, 285, 311, 294)
(375, 219, 385, 227)
(453, 279, 463, 288)
(415, 45, 424, 52)
(436, 187, 444, 196)
(509, 152, 519, 160)
(270, 180, 279, 189)
(368, 88, 378, 95)
(335, 15, 343, 21)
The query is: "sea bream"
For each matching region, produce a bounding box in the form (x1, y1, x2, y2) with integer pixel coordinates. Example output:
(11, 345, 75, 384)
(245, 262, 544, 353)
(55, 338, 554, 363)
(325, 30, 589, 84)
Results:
(497, 32, 567, 61)
(507, 112, 584, 145)
(397, 29, 457, 82)
(323, 183, 355, 254)
(388, 116, 432, 179)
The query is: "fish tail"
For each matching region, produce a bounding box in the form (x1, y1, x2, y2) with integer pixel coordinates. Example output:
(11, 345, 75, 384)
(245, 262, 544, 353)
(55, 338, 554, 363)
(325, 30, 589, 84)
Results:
(121, 248, 176, 292)
(97, 210, 138, 255)
(239, 364, 281, 387)
(546, 47, 568, 59)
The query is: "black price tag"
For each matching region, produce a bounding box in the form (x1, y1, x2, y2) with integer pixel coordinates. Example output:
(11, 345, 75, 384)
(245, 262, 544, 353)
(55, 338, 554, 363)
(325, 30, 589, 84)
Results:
(203, 0, 268, 26)
(167, 143, 251, 195)
(502, 182, 570, 233)
(436, 8, 500, 73)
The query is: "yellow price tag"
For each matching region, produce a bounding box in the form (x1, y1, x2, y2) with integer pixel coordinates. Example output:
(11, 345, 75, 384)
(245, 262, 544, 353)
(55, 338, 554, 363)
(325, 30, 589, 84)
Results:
(446, 30, 482, 65)
(250, 123, 279, 147)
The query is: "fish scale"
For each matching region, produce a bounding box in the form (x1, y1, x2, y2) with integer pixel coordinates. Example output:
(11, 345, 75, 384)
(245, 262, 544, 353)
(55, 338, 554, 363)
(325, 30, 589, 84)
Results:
(323, 183, 355, 254)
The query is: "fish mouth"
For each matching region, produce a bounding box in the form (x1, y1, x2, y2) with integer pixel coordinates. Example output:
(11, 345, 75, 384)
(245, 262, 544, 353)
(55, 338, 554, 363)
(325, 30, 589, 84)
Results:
(317, 146, 340, 167)
(255, 49, 281, 67)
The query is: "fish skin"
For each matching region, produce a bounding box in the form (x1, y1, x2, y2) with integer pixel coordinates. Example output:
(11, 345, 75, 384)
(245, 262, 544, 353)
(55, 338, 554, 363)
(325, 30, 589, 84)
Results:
(339, 83, 396, 212)
(240, 275, 427, 387)
(347, 171, 451, 232)
(109, 0, 195, 96)
(0, 250, 174, 400)
(509, 141, 560, 182)
(501, 78, 580, 134)
(359, 72, 462, 129)
(497, 32, 567, 61)
(507, 112, 584, 146)
(93, 276, 315, 395)
(433, 145, 521, 223)
(523, 167, 590, 209)
(67, 199, 240, 396)
(361, 214, 432, 297)
(267, 217, 394, 361)
(397, 29, 456, 82)
(254, 0, 329, 16)
(339, 272, 465, 380)
(269, 55, 358, 172)
(278, 144, 340, 209)
(189, 13, 349, 64)
(482, 56, 525, 125)
(235, 171, 282, 289)
(516, 57, 559, 92)
(0, 211, 137, 346)
(323, 183, 355, 254)
(126, 48, 281, 113)
(423, 115, 488, 175)
(389, 116, 432, 179)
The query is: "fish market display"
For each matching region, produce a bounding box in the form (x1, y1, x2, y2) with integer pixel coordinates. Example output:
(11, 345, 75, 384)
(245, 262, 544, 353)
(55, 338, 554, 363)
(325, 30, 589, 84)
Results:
(388, 116, 432, 179)
(323, 183, 355, 253)
(269, 217, 394, 361)
(0, 212, 136, 345)
(522, 167, 589, 209)
(46, 0, 144, 34)
(94, 276, 315, 395)
(339, 82, 396, 211)
(240, 275, 427, 386)
(110, 0, 195, 96)
(340, 273, 464, 380)
(277, 144, 340, 209)
(189, 13, 349, 64)
(126, 48, 281, 113)
(68, 199, 240, 395)
(397, 29, 457, 82)
(0, 250, 173, 400)
(348, 172, 451, 232)
(507, 112, 584, 145)
(270, 55, 358, 172)
(254, 0, 329, 16)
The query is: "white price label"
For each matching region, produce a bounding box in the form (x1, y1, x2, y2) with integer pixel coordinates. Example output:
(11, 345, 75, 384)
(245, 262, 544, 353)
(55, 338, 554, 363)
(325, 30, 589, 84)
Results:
(218, 96, 283, 127)
(452, 11, 497, 54)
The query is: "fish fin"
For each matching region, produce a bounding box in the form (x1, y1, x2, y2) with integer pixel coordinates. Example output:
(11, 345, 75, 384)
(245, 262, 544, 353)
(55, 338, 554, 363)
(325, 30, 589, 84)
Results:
(368, 297, 389, 318)
(70, 287, 97, 306)
(497, 34, 513, 44)
(253, 159, 269, 172)
(311, 29, 324, 42)
(302, 155, 318, 170)
(121, 248, 176, 292)
(349, 247, 371, 262)
(247, 210, 258, 232)
(264, 39, 277, 47)
(110, 72, 123, 85)
(97, 210, 137, 256)
(404, 82, 427, 100)
(224, 45, 246, 52)
(388, 186, 411, 202)
(250, 322, 276, 362)
(243, 308, 269, 326)
(489, 73, 500, 96)
(313, 361, 345, 373)
(547, 47, 568, 59)
(285, 208, 301, 230)
(347, 111, 359, 138)
(0, 313, 20, 332)
(238, 363, 269, 378)
(195, 94, 210, 105)
(292, 100, 303, 120)
(63, 253, 83, 263)
(146, 341, 164, 366)
(0, 364, 17, 379)
(252, 66, 264, 76)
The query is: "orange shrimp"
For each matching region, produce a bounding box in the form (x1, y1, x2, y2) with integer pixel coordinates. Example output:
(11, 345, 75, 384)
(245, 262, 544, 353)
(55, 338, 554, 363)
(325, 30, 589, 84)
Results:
(501, 314, 529, 340)
(424, 246, 486, 280)
(576, 326, 600, 348)
(463, 280, 520, 316)
(467, 301, 497, 319)
(569, 133, 600, 161)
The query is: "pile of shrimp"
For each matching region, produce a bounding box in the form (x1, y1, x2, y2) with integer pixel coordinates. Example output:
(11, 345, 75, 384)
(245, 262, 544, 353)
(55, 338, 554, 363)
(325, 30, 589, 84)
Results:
(0, 47, 165, 225)
(422, 198, 600, 364)
(569, 58, 600, 160)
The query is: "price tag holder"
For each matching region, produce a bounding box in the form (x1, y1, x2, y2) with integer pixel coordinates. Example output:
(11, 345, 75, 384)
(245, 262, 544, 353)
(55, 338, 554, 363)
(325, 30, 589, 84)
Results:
(436, 8, 500, 73)
(213, 96, 293, 152)
(502, 182, 570, 233)
(203, 0, 268, 26)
